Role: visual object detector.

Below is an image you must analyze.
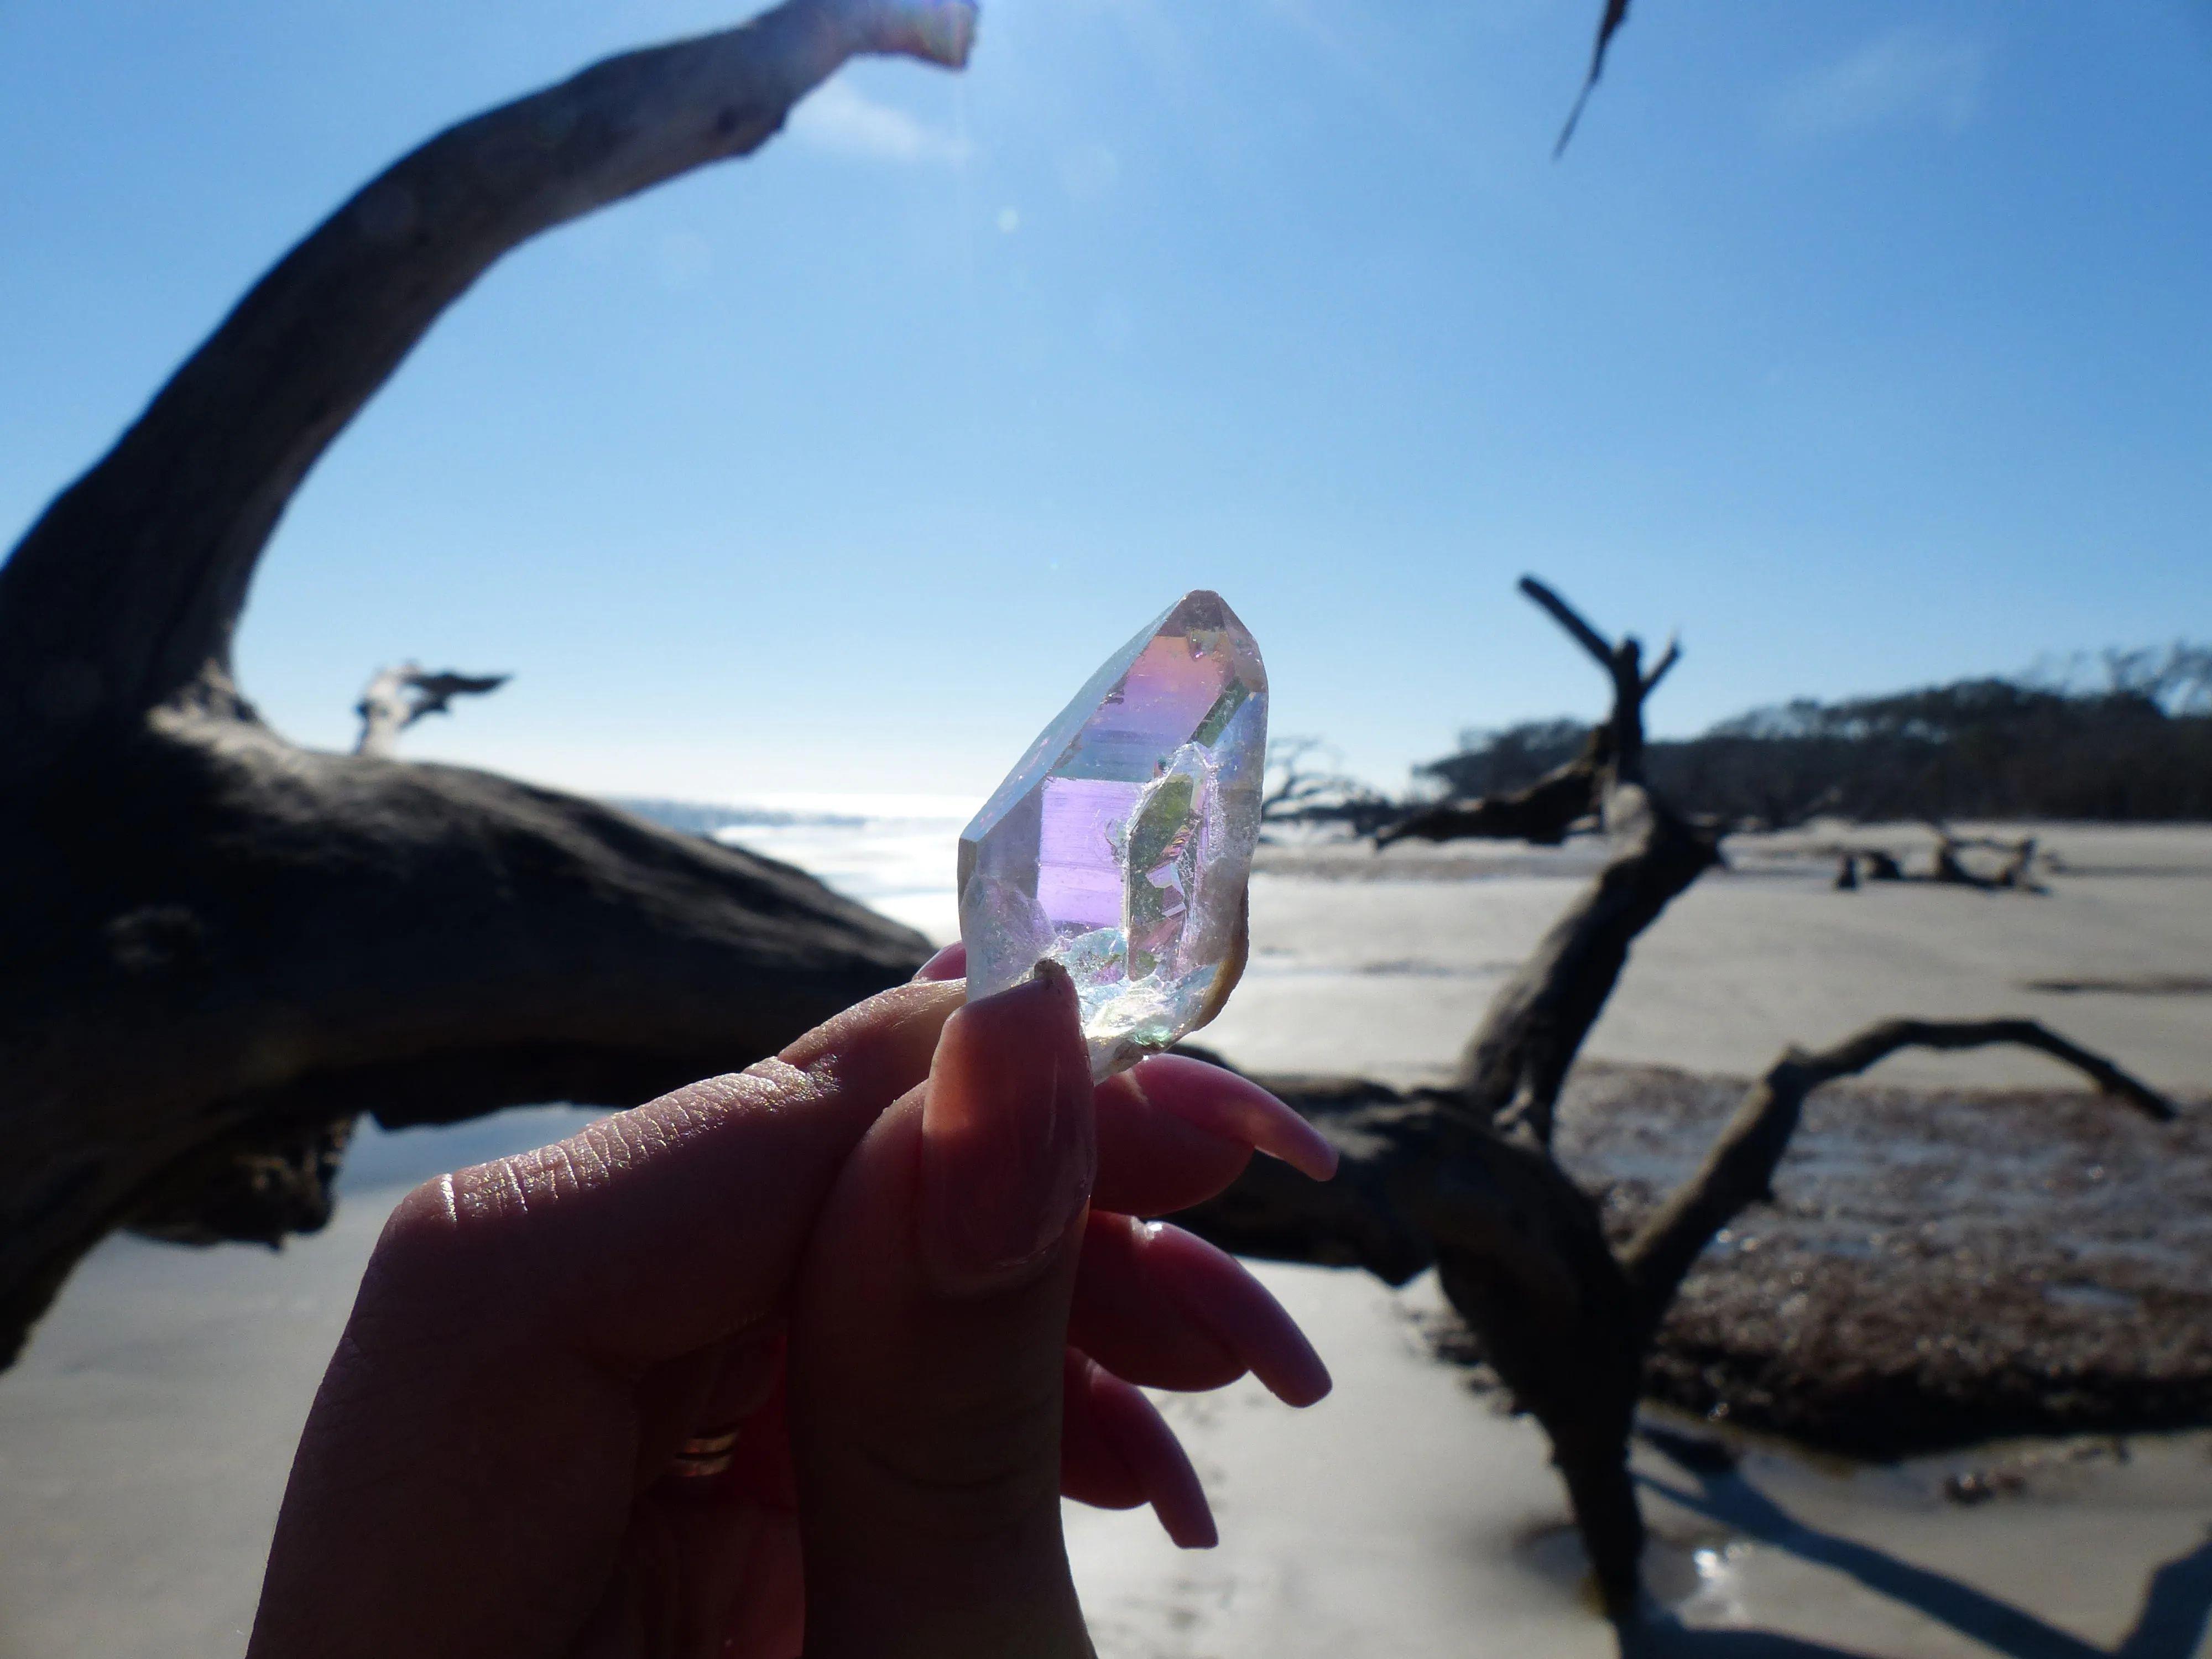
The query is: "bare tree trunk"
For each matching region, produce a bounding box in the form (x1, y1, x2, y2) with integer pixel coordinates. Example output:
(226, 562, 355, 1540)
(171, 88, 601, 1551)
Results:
(0, 0, 977, 1367)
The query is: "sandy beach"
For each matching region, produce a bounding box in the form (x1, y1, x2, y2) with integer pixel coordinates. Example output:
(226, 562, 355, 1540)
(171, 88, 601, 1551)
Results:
(3, 820, 2209, 1657)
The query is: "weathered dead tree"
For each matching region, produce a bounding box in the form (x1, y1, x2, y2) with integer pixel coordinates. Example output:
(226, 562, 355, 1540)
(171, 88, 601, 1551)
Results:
(0, 0, 979, 1367)
(1379, 578, 1683, 855)
(1177, 577, 2179, 1616)
(354, 663, 510, 757)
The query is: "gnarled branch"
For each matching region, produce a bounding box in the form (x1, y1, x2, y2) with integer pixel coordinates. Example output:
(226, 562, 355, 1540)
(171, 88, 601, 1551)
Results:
(1380, 577, 1695, 865)
(1184, 1019, 2176, 1617)
(0, 0, 975, 763)
(1376, 757, 1598, 848)
(1448, 580, 1719, 1146)
(1458, 781, 1719, 1147)
(0, 0, 969, 1367)
(1619, 1019, 2177, 1335)
(1554, 0, 1633, 158)
(1519, 575, 1617, 671)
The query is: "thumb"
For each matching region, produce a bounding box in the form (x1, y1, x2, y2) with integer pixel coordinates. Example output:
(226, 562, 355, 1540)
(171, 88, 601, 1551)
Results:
(789, 962, 1098, 1659)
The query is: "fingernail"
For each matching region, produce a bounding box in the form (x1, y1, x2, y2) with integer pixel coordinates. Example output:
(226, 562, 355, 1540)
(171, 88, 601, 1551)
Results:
(919, 959, 1095, 1293)
(1149, 1223, 1333, 1407)
(1124, 1055, 1339, 1181)
(911, 941, 968, 983)
(1087, 1366, 1217, 1550)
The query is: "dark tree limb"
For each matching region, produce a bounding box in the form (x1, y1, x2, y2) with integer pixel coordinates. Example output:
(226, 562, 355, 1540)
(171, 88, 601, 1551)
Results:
(1554, 0, 1632, 158)
(1519, 575, 1618, 671)
(1618, 1019, 2176, 1336)
(0, 0, 969, 1366)
(1458, 781, 1719, 1148)
(1383, 581, 1697, 868)
(123, 1117, 356, 1248)
(1448, 580, 1720, 1147)
(1376, 757, 1597, 848)
(2, 733, 930, 1365)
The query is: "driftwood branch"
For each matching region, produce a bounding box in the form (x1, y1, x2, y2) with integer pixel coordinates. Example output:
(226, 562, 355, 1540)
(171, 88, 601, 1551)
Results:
(354, 664, 510, 757)
(1519, 575, 1617, 671)
(1185, 1022, 2176, 1616)
(1381, 578, 1696, 865)
(0, 0, 973, 758)
(1185, 575, 2182, 1614)
(1554, 0, 1632, 158)
(1459, 782, 1719, 1148)
(0, 0, 970, 1366)
(1376, 757, 1597, 848)
(1618, 1019, 2177, 1335)
(1448, 580, 1719, 1146)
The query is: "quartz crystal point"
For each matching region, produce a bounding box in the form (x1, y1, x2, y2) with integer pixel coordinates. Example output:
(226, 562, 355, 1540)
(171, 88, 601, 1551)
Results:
(959, 591, 1267, 1078)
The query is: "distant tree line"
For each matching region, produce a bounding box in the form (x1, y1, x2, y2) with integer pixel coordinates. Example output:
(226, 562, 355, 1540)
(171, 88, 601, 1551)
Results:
(1416, 645, 2212, 827)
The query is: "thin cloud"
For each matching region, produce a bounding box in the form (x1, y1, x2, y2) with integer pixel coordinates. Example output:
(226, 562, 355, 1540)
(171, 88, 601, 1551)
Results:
(1768, 27, 1985, 141)
(788, 77, 973, 165)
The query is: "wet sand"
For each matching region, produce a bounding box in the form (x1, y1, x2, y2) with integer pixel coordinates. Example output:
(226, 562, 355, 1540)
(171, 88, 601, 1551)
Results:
(3, 822, 2209, 1656)
(1073, 1266, 2212, 1659)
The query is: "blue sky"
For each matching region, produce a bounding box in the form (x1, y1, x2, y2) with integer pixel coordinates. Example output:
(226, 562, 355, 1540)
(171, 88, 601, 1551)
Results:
(3, 0, 2209, 801)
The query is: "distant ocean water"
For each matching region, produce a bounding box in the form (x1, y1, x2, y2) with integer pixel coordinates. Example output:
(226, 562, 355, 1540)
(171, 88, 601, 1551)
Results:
(618, 793, 974, 945)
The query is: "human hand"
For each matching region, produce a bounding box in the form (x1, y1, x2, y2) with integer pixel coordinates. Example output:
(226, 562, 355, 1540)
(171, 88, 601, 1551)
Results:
(248, 948, 1336, 1658)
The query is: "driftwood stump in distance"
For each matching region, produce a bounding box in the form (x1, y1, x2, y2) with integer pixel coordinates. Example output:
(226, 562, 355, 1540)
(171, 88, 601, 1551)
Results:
(0, 0, 979, 1367)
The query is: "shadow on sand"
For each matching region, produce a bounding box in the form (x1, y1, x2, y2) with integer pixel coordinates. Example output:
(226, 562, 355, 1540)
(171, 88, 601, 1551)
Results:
(1619, 1448, 2212, 1659)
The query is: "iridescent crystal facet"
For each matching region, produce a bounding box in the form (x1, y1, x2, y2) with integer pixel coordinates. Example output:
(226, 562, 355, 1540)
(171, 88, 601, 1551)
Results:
(959, 591, 1268, 1078)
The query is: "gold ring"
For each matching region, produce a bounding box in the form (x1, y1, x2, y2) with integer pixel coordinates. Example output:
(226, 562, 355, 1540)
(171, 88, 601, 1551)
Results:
(666, 1426, 743, 1480)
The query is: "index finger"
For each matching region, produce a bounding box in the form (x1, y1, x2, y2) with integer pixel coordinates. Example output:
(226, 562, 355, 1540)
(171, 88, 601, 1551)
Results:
(367, 977, 968, 1365)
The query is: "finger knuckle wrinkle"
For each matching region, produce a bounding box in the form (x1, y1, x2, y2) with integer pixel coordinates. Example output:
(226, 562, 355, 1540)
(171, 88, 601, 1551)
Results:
(381, 1153, 526, 1261)
(557, 1128, 614, 1188)
(859, 1394, 1065, 1538)
(365, 1175, 483, 1301)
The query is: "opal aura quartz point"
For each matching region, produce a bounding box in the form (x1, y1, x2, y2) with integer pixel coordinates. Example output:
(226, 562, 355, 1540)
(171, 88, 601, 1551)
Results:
(958, 591, 1268, 1079)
